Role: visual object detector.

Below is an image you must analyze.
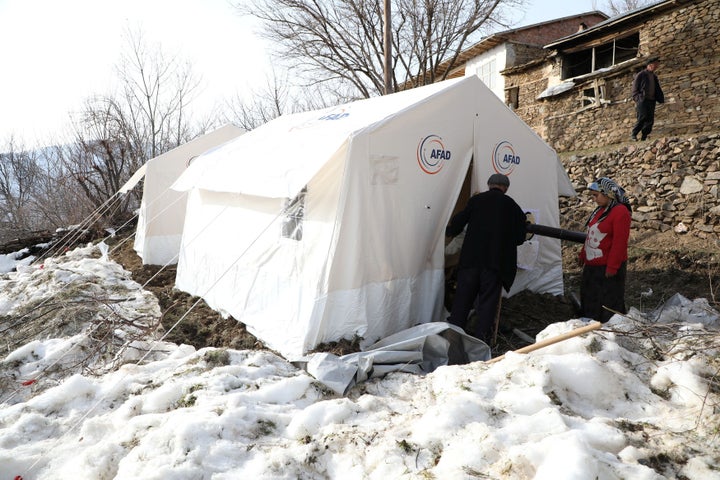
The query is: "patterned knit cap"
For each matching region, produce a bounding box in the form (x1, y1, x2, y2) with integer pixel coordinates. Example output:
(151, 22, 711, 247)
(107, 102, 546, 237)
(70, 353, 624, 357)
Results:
(588, 177, 628, 204)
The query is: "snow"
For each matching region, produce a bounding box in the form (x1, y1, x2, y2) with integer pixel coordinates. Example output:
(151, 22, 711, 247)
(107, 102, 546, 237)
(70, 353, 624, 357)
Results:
(538, 81, 576, 99)
(0, 249, 34, 274)
(1, 244, 719, 479)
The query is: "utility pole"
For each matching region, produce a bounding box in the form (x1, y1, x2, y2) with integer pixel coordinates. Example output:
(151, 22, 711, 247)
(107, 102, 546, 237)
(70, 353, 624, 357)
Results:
(383, 0, 393, 94)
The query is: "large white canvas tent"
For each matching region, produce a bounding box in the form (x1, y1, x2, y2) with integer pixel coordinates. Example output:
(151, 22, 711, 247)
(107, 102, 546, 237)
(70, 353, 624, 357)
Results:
(132, 124, 244, 265)
(171, 76, 575, 358)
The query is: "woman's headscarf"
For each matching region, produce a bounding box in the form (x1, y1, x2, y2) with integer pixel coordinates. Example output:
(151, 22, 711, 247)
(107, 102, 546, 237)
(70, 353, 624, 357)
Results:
(586, 177, 631, 225)
(588, 177, 628, 203)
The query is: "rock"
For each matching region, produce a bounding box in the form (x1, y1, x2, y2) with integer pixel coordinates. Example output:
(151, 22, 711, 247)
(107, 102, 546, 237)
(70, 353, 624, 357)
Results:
(679, 176, 704, 194)
(674, 222, 688, 233)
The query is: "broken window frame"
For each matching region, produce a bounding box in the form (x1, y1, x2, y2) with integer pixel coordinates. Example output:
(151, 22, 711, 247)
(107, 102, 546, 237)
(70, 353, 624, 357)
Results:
(561, 32, 640, 80)
(579, 79, 608, 110)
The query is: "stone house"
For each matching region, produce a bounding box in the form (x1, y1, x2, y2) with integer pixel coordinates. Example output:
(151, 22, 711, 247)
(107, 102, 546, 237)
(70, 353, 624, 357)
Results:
(433, 12, 608, 101)
(504, 0, 719, 152)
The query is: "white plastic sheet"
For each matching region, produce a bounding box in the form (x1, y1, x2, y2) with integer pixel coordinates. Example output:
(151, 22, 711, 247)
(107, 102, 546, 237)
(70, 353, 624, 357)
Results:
(296, 322, 491, 395)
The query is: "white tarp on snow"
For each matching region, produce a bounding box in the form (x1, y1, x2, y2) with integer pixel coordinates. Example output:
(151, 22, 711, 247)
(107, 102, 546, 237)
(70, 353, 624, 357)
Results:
(296, 322, 491, 395)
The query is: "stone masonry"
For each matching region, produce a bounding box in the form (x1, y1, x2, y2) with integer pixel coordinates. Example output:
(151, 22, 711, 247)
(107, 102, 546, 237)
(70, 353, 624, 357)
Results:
(559, 133, 720, 237)
(507, 0, 720, 154)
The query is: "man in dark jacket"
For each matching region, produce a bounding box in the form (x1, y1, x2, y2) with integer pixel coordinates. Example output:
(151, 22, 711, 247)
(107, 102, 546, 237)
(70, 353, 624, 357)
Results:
(445, 173, 527, 344)
(631, 56, 665, 141)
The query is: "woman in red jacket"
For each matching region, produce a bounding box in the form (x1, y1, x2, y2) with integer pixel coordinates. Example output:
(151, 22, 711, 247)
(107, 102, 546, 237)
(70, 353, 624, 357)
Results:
(579, 177, 632, 322)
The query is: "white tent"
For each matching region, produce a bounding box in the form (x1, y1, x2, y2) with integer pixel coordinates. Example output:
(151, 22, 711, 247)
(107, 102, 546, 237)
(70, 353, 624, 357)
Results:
(171, 76, 574, 358)
(133, 124, 244, 265)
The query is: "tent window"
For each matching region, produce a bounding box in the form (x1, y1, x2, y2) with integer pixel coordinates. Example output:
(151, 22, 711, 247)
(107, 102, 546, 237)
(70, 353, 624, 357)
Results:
(561, 32, 639, 79)
(282, 187, 306, 241)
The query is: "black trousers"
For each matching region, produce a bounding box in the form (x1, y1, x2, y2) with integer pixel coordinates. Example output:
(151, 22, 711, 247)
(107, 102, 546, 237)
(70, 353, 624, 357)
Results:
(631, 99, 657, 139)
(447, 266, 502, 342)
(580, 262, 627, 322)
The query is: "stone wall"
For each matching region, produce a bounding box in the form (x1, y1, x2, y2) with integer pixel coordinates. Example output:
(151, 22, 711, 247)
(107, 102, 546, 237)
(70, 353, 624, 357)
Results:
(505, 62, 552, 136)
(559, 133, 720, 237)
(506, 43, 545, 69)
(508, 0, 720, 153)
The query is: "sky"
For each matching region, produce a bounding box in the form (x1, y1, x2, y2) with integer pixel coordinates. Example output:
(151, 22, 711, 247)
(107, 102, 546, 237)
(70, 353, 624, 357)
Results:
(0, 243, 719, 479)
(0, 0, 603, 146)
(0, 0, 269, 145)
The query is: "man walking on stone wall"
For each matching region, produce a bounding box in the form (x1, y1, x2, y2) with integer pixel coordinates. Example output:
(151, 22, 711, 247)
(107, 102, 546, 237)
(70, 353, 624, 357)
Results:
(631, 56, 665, 141)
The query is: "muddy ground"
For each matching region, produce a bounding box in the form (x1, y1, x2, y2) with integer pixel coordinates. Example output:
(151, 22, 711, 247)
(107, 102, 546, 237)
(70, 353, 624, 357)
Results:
(104, 227, 720, 358)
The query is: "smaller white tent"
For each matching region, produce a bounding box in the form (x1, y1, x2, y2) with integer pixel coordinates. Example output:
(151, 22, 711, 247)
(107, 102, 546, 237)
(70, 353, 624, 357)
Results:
(172, 76, 574, 358)
(133, 125, 244, 265)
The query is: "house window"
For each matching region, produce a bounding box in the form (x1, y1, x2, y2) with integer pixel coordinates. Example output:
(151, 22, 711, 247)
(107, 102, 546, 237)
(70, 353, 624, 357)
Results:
(478, 58, 496, 90)
(580, 81, 607, 109)
(507, 86, 519, 110)
(561, 32, 639, 79)
(581, 87, 596, 108)
(282, 187, 306, 241)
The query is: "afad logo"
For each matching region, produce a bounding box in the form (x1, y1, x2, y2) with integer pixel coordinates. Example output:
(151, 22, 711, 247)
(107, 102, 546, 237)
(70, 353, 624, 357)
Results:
(317, 108, 350, 121)
(417, 135, 451, 175)
(289, 108, 350, 131)
(491, 141, 520, 175)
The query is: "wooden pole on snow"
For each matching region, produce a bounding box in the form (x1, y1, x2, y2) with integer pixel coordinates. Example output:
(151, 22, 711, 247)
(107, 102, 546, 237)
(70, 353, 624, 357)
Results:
(486, 321, 602, 364)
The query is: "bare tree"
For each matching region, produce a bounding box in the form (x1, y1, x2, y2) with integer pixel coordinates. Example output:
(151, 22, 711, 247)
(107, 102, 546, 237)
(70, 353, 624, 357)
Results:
(0, 137, 42, 236)
(593, 0, 651, 16)
(225, 69, 336, 130)
(64, 98, 140, 214)
(226, 75, 290, 131)
(238, 0, 525, 100)
(29, 147, 92, 230)
(116, 28, 200, 159)
(0, 28, 207, 241)
(62, 28, 202, 225)
(0, 137, 92, 241)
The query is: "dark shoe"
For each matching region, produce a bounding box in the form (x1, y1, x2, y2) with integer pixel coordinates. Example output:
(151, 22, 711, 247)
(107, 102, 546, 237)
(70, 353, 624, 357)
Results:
(641, 135, 648, 141)
(631, 134, 638, 141)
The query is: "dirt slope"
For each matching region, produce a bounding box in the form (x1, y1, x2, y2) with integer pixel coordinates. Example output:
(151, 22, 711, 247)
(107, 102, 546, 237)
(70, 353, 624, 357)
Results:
(104, 227, 719, 358)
